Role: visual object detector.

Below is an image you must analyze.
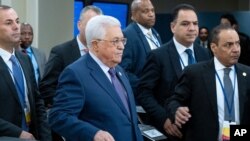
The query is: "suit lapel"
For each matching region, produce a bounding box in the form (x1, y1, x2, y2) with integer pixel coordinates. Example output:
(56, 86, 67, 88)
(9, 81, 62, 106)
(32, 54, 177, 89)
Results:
(202, 60, 218, 120)
(194, 44, 205, 62)
(0, 56, 23, 107)
(168, 40, 183, 78)
(86, 54, 131, 119)
(134, 23, 151, 53)
(152, 28, 162, 45)
(16, 52, 37, 115)
(235, 64, 247, 122)
(15, 52, 30, 97)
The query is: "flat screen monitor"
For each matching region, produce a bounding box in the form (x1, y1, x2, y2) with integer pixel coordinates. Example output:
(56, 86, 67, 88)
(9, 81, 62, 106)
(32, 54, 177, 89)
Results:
(74, 1, 84, 36)
(92, 1, 129, 29)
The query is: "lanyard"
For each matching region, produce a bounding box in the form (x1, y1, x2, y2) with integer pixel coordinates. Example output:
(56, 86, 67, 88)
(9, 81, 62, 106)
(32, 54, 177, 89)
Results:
(215, 67, 236, 118)
(179, 53, 197, 68)
(145, 34, 160, 48)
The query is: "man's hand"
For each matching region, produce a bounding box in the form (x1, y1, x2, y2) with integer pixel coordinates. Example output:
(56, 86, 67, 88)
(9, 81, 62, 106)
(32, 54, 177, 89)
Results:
(19, 131, 35, 140)
(94, 130, 115, 141)
(175, 106, 191, 128)
(164, 118, 182, 138)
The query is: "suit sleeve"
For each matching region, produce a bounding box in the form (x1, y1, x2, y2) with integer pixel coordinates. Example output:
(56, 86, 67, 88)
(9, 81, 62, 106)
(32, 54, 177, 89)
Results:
(48, 68, 100, 141)
(166, 67, 192, 123)
(0, 119, 23, 137)
(137, 52, 167, 127)
(39, 47, 64, 107)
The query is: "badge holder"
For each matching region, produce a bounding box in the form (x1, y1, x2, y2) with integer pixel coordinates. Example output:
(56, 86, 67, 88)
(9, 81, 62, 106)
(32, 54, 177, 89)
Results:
(222, 121, 236, 141)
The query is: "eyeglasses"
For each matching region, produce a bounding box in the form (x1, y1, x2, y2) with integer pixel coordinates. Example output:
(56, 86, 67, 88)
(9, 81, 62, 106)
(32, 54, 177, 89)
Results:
(97, 38, 127, 46)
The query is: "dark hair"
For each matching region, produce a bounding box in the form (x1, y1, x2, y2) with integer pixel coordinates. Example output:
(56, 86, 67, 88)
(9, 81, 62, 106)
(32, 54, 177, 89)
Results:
(171, 3, 196, 22)
(210, 24, 235, 44)
(0, 5, 12, 10)
(199, 26, 209, 33)
(220, 13, 237, 26)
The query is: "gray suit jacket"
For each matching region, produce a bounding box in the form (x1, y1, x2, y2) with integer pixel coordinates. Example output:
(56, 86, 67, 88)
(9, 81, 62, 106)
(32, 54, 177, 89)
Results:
(31, 47, 47, 78)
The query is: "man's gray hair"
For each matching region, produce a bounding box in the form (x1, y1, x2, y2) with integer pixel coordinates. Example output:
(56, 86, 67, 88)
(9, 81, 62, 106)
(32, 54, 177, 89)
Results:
(79, 5, 103, 21)
(85, 15, 121, 48)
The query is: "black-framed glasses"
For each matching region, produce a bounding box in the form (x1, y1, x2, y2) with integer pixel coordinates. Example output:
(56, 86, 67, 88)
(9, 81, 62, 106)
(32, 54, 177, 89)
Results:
(97, 38, 127, 46)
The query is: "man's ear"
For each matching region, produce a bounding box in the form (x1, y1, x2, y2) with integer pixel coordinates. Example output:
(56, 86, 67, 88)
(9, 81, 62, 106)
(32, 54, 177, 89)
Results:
(210, 42, 216, 53)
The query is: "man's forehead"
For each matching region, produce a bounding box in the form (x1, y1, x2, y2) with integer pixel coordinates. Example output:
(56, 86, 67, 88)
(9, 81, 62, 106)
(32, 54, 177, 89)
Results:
(0, 9, 18, 21)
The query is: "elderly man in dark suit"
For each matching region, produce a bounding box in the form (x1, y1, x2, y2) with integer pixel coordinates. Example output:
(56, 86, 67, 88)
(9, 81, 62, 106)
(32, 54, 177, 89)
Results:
(136, 3, 211, 140)
(0, 5, 51, 141)
(120, 0, 162, 95)
(48, 15, 143, 141)
(166, 24, 250, 141)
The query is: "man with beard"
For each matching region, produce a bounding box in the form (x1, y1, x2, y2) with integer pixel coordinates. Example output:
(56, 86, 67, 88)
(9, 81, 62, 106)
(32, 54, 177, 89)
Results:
(20, 23, 47, 84)
(120, 0, 162, 96)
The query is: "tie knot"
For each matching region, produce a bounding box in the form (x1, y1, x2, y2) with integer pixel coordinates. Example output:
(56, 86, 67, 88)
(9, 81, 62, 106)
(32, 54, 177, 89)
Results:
(108, 68, 116, 77)
(185, 49, 193, 56)
(224, 68, 231, 75)
(10, 55, 18, 65)
(22, 49, 27, 54)
(147, 30, 153, 37)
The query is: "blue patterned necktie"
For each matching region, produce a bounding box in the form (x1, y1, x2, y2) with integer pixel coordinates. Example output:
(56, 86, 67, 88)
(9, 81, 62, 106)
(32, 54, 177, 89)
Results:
(10, 55, 25, 104)
(185, 49, 195, 65)
(108, 68, 130, 116)
(10, 55, 28, 130)
(223, 68, 235, 122)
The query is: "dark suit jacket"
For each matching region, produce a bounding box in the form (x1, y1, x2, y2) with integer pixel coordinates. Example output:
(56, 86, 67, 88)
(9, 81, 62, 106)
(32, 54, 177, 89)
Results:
(31, 47, 47, 79)
(195, 38, 213, 56)
(137, 39, 211, 132)
(48, 53, 143, 141)
(120, 22, 162, 93)
(238, 32, 250, 66)
(39, 38, 81, 107)
(0, 51, 51, 141)
(167, 59, 250, 141)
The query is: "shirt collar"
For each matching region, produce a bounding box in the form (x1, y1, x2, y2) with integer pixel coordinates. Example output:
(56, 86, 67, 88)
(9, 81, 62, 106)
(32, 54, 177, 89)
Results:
(26, 47, 32, 53)
(173, 37, 194, 55)
(0, 48, 15, 62)
(76, 35, 86, 51)
(214, 57, 235, 72)
(136, 23, 152, 36)
(88, 51, 110, 73)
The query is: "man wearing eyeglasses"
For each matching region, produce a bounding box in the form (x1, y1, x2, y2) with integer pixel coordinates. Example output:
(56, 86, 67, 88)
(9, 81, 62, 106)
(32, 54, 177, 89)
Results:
(48, 15, 143, 141)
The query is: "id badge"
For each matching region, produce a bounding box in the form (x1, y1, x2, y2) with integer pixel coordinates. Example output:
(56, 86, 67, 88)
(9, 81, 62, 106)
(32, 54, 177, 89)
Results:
(222, 121, 236, 141)
(24, 108, 31, 126)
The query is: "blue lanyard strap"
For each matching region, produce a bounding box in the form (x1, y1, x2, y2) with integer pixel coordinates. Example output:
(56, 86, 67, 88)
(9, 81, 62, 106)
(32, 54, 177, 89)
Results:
(215, 67, 236, 117)
(178, 52, 197, 68)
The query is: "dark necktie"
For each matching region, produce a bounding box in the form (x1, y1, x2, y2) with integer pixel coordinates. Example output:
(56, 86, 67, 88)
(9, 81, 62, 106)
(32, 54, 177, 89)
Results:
(185, 49, 195, 65)
(10, 55, 28, 130)
(22, 49, 27, 54)
(202, 42, 206, 48)
(223, 68, 235, 122)
(108, 68, 130, 116)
